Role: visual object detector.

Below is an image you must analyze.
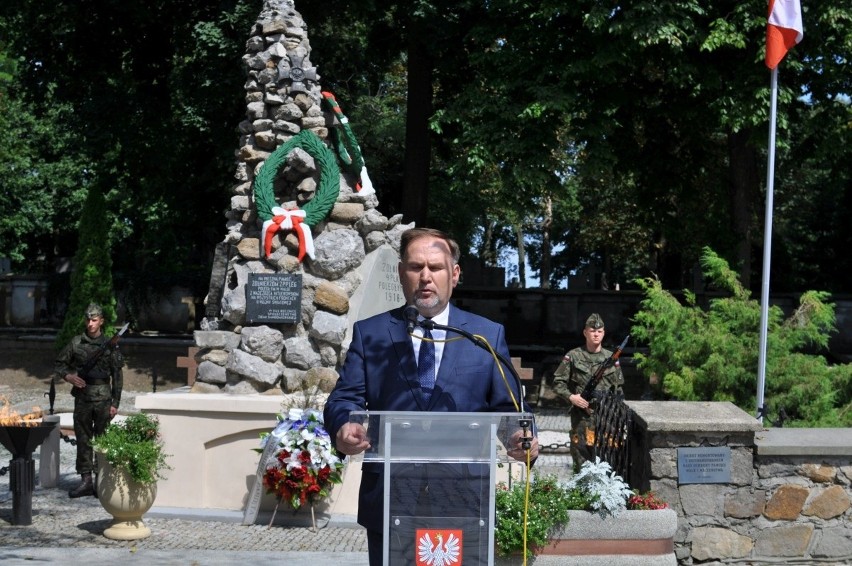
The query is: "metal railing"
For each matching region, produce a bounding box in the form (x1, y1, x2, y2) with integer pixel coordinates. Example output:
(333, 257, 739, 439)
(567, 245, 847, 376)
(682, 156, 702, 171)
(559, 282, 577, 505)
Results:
(594, 391, 633, 483)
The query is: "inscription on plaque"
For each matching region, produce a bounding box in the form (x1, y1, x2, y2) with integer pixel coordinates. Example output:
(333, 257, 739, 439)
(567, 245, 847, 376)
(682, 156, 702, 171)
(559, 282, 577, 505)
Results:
(246, 273, 302, 324)
(376, 257, 405, 308)
(350, 245, 404, 325)
(677, 446, 731, 484)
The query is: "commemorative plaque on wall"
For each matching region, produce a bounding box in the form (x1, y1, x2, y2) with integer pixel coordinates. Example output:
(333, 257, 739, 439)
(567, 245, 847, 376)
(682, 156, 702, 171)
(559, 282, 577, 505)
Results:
(677, 446, 731, 484)
(245, 273, 302, 324)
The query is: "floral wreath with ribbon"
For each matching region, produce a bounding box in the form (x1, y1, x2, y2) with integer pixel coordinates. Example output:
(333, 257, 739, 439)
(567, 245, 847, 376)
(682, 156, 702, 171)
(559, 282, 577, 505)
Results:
(255, 408, 344, 518)
(321, 91, 374, 194)
(254, 130, 340, 261)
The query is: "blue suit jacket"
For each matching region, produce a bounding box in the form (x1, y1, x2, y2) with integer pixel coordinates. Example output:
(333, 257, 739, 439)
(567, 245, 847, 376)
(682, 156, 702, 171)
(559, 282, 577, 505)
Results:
(324, 304, 528, 531)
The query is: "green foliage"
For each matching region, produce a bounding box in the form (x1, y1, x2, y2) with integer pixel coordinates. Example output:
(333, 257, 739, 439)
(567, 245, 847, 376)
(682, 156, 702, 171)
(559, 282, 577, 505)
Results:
(55, 187, 117, 350)
(495, 475, 574, 558)
(633, 247, 852, 426)
(1, 0, 851, 299)
(0, 82, 89, 268)
(91, 413, 171, 485)
(0, 1, 253, 284)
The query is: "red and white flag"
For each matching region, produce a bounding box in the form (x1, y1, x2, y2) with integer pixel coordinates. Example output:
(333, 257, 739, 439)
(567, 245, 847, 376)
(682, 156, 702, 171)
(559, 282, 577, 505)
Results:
(766, 0, 803, 69)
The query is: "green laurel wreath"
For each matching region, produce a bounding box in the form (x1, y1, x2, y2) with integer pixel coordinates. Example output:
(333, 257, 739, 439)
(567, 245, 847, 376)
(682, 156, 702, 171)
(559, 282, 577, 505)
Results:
(254, 130, 340, 225)
(321, 91, 365, 178)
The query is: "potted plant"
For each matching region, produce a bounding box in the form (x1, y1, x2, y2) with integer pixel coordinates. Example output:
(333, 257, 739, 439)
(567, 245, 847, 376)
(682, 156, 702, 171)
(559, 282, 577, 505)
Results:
(91, 412, 171, 540)
(495, 458, 673, 562)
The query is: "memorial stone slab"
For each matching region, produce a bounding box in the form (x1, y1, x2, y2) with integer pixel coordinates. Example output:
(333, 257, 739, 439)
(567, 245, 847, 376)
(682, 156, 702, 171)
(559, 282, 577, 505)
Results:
(348, 245, 403, 329)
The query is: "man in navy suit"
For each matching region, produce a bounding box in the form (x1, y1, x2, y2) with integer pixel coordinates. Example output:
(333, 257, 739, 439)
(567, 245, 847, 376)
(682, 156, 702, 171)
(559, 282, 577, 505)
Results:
(324, 227, 539, 566)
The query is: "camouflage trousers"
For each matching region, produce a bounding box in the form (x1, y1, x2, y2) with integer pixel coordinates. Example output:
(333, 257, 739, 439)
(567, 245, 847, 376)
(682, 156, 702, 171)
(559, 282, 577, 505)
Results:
(570, 410, 597, 474)
(72, 384, 112, 475)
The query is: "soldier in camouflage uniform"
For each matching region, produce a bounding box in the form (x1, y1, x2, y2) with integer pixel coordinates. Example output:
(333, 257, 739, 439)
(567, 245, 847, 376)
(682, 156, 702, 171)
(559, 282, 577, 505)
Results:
(54, 303, 124, 498)
(552, 313, 624, 473)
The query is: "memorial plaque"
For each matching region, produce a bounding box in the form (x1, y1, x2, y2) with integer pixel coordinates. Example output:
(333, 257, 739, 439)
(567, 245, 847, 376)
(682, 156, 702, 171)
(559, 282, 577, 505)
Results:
(246, 273, 302, 324)
(677, 446, 731, 484)
(349, 245, 404, 326)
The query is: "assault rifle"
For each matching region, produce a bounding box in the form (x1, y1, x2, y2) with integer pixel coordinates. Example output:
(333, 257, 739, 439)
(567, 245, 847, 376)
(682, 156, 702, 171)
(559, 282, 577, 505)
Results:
(580, 334, 630, 402)
(46, 322, 129, 414)
(77, 322, 130, 383)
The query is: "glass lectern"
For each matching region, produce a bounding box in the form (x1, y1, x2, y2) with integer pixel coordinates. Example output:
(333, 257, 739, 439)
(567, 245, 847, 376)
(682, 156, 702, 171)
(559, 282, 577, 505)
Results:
(350, 410, 534, 566)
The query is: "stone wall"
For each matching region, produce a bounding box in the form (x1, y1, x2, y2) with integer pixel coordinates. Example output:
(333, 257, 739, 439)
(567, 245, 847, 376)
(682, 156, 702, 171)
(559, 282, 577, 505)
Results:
(626, 401, 852, 564)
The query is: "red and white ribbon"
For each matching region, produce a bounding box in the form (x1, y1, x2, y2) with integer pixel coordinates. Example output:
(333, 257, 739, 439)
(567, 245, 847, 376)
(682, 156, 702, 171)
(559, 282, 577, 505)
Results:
(261, 206, 315, 261)
(357, 165, 375, 195)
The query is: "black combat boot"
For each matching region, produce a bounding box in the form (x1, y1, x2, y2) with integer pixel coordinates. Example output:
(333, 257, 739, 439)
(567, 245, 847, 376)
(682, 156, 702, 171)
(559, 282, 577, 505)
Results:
(69, 472, 94, 498)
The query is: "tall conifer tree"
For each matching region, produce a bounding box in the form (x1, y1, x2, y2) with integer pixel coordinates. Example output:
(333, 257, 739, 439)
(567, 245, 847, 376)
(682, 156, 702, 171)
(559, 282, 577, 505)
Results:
(55, 186, 117, 350)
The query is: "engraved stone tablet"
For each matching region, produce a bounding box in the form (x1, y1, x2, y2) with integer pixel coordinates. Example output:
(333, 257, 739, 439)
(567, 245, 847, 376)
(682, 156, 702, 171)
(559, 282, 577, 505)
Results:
(348, 245, 403, 327)
(677, 446, 731, 484)
(245, 273, 302, 324)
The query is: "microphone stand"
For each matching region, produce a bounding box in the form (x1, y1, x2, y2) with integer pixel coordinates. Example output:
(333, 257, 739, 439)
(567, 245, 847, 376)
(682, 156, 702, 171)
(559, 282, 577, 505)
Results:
(419, 319, 534, 449)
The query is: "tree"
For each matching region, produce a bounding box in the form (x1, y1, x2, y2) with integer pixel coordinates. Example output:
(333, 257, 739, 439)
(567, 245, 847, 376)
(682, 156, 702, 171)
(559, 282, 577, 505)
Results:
(0, 44, 89, 269)
(2, 0, 850, 301)
(0, 1, 255, 283)
(631, 247, 852, 427)
(56, 187, 118, 350)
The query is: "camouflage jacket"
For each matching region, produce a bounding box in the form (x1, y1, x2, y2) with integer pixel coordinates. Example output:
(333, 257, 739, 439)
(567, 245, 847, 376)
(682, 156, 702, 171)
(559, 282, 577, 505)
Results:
(54, 332, 124, 407)
(551, 346, 624, 403)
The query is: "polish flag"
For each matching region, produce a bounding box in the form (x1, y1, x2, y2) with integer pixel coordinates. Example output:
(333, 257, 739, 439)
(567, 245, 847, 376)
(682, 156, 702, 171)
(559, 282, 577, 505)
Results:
(766, 0, 803, 69)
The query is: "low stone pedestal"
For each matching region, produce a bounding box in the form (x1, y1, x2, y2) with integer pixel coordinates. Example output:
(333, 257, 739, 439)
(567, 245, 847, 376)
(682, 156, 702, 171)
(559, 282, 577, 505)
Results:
(135, 388, 361, 521)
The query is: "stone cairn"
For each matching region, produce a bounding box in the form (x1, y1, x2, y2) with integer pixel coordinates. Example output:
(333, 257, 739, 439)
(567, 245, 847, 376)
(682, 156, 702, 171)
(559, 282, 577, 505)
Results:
(194, 0, 408, 396)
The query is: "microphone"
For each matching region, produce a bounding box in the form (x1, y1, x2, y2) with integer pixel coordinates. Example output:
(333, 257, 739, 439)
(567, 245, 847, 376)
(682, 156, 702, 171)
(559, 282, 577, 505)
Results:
(403, 305, 420, 334)
(423, 319, 532, 441)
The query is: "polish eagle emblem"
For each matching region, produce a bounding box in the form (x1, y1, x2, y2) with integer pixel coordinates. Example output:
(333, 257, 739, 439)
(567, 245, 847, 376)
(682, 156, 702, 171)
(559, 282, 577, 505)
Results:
(416, 530, 462, 565)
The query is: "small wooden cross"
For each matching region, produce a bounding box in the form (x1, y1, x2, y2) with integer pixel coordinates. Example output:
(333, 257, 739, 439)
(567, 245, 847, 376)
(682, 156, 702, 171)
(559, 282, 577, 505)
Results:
(177, 346, 200, 385)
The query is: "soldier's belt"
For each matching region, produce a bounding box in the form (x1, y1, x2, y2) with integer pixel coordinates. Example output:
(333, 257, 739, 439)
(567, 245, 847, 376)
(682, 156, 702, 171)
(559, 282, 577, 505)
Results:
(85, 378, 110, 385)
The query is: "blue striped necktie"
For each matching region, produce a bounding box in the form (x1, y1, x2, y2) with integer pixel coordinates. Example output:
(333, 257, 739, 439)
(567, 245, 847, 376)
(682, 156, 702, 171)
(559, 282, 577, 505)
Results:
(418, 328, 435, 400)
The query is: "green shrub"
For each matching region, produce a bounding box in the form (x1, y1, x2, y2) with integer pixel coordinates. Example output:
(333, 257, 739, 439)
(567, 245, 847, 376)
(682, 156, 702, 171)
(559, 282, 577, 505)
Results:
(632, 247, 852, 426)
(92, 413, 171, 484)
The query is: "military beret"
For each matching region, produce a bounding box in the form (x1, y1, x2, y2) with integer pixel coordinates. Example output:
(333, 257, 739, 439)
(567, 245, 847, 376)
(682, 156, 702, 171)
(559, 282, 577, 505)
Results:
(584, 313, 605, 329)
(85, 303, 104, 319)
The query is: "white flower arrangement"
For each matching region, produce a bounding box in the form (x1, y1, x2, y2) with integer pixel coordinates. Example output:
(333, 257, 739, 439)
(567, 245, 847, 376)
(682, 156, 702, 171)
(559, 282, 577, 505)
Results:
(565, 457, 634, 518)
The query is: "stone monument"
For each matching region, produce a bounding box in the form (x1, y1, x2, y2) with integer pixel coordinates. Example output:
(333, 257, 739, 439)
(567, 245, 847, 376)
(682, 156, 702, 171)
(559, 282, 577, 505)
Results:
(193, 0, 408, 396)
(137, 0, 405, 517)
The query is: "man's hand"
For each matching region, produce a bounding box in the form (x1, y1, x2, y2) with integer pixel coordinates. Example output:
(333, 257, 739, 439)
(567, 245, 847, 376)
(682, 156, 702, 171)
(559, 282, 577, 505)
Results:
(569, 393, 592, 415)
(64, 373, 86, 389)
(507, 430, 539, 462)
(335, 422, 371, 456)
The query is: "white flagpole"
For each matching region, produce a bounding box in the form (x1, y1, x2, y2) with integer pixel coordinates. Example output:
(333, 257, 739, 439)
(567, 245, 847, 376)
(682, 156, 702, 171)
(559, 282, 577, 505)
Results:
(756, 66, 779, 422)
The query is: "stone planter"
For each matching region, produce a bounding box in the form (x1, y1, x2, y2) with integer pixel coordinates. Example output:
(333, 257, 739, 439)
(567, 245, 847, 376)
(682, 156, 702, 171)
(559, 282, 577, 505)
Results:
(496, 508, 678, 565)
(96, 455, 158, 540)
